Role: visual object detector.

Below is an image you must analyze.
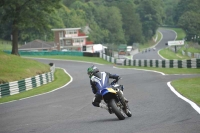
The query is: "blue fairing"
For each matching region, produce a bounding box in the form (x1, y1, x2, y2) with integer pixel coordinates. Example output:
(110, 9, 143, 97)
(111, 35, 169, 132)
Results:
(101, 89, 109, 96)
(91, 72, 111, 95)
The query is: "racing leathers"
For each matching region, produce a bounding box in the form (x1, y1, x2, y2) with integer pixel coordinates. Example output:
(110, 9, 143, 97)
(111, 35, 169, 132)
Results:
(90, 71, 120, 108)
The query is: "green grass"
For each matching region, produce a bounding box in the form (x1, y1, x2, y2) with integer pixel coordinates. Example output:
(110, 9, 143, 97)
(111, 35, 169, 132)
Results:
(182, 45, 200, 53)
(159, 48, 190, 60)
(0, 68, 70, 103)
(24, 55, 113, 65)
(139, 31, 162, 51)
(170, 28, 186, 40)
(0, 51, 50, 84)
(171, 77, 200, 106)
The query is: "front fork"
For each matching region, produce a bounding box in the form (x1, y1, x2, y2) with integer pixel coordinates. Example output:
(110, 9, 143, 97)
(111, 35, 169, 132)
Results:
(116, 89, 128, 111)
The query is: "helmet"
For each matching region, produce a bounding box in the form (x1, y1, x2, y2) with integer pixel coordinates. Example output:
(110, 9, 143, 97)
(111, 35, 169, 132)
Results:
(87, 65, 99, 78)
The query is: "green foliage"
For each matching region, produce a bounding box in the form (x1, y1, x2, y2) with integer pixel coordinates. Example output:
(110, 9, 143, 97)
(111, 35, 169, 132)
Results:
(178, 11, 200, 36)
(137, 0, 165, 40)
(174, 0, 200, 38)
(162, 0, 180, 25)
(112, 1, 143, 44)
(88, 21, 109, 43)
(1, 0, 199, 52)
(0, 0, 62, 55)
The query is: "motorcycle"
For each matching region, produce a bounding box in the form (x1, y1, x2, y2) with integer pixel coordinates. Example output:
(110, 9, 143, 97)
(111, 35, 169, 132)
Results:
(100, 79, 132, 120)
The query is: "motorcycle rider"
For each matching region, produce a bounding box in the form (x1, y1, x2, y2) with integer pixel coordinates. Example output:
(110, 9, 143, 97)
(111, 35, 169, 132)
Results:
(87, 65, 124, 111)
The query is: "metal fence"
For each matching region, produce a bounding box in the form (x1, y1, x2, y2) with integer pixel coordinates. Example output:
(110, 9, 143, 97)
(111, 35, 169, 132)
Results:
(100, 53, 200, 68)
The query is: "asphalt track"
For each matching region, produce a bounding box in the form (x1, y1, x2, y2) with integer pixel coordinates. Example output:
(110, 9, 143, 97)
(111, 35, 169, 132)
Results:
(0, 29, 200, 133)
(134, 28, 176, 60)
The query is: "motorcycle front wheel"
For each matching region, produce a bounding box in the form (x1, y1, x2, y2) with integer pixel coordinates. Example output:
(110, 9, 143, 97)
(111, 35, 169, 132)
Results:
(125, 103, 132, 117)
(108, 99, 126, 120)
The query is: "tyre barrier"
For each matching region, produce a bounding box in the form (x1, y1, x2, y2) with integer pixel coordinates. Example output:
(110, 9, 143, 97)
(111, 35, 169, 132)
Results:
(100, 53, 200, 68)
(0, 63, 55, 98)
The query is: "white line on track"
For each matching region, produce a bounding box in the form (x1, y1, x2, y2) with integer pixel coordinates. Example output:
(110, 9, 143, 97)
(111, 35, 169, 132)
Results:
(167, 82, 200, 114)
(113, 66, 200, 114)
(23, 57, 104, 65)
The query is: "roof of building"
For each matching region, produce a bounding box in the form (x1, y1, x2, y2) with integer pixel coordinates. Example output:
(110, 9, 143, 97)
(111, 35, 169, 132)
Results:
(18, 39, 55, 50)
(51, 28, 81, 31)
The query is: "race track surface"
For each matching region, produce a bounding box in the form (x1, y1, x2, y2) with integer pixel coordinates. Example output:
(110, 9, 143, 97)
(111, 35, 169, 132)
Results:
(0, 29, 199, 133)
(134, 28, 176, 60)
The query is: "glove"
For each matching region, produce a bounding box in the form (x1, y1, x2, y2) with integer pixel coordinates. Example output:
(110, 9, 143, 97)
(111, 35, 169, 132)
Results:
(111, 77, 120, 85)
(111, 81, 115, 85)
(115, 76, 121, 82)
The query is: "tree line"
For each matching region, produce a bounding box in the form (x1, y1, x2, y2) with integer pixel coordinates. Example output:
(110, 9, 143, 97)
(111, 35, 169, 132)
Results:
(0, 0, 199, 55)
(163, 0, 200, 42)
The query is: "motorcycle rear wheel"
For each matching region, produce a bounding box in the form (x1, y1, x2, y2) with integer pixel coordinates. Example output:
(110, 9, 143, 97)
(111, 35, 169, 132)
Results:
(108, 99, 125, 120)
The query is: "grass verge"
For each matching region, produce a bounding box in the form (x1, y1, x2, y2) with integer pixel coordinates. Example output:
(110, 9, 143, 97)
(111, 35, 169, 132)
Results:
(0, 51, 50, 84)
(159, 48, 190, 60)
(171, 77, 200, 106)
(0, 68, 70, 104)
(139, 31, 162, 51)
(24, 55, 113, 65)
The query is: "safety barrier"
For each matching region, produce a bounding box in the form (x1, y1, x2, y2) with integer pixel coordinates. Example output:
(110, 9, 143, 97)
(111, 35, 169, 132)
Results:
(100, 53, 200, 68)
(3, 51, 83, 56)
(3, 51, 101, 57)
(0, 64, 55, 98)
(182, 50, 200, 59)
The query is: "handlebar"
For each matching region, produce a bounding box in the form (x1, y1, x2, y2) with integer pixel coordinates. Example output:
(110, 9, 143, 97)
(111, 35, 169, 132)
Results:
(111, 77, 121, 85)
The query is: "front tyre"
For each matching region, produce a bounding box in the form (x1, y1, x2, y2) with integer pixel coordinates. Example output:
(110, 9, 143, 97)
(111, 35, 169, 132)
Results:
(108, 99, 125, 120)
(125, 103, 132, 117)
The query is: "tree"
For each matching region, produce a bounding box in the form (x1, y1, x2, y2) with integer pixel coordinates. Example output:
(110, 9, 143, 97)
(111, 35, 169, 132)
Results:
(137, 0, 164, 40)
(112, 1, 143, 44)
(175, 0, 200, 38)
(94, 5, 125, 44)
(0, 0, 62, 55)
(162, 0, 180, 25)
(178, 11, 200, 39)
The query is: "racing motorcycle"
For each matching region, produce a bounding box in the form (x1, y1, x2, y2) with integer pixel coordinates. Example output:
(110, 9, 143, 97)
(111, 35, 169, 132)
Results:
(100, 79, 132, 120)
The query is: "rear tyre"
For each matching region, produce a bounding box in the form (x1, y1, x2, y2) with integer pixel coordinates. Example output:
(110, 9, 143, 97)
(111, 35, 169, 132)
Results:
(108, 99, 125, 120)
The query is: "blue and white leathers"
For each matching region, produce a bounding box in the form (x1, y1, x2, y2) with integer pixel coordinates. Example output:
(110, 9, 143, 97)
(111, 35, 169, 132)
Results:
(90, 72, 119, 95)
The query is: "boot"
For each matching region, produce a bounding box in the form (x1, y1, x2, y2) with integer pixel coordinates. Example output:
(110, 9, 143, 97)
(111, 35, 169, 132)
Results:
(99, 102, 112, 114)
(99, 102, 108, 110)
